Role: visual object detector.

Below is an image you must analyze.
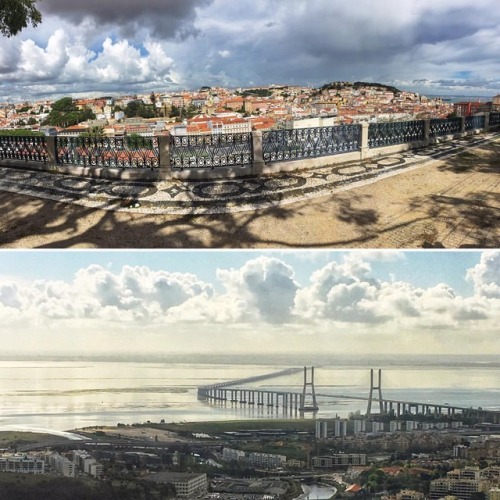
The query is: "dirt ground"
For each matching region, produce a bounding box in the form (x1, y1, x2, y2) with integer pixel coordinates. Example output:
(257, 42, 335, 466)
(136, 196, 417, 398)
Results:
(0, 140, 499, 248)
(80, 425, 186, 443)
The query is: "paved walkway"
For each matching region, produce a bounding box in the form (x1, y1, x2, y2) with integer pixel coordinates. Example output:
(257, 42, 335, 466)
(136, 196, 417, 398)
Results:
(0, 133, 497, 215)
(0, 133, 499, 248)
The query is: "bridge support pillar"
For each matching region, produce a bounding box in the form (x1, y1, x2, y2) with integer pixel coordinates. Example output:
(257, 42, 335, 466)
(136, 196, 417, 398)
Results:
(299, 366, 319, 412)
(367, 369, 384, 416)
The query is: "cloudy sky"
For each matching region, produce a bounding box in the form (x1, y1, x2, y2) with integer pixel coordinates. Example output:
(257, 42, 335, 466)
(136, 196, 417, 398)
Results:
(1, 0, 500, 102)
(0, 250, 498, 356)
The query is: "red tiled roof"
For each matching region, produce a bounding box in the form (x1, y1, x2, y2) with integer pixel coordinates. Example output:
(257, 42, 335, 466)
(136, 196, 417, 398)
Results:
(346, 484, 362, 493)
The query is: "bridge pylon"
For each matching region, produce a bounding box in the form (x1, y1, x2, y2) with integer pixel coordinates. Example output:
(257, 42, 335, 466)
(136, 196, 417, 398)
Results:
(299, 366, 319, 412)
(366, 368, 384, 417)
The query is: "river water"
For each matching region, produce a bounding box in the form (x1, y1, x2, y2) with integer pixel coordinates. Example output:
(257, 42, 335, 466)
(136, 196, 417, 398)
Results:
(298, 484, 337, 499)
(0, 354, 498, 433)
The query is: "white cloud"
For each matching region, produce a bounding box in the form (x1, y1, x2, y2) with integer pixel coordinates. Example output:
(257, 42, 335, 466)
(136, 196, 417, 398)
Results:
(2, 0, 500, 99)
(466, 250, 500, 298)
(215, 256, 299, 324)
(0, 253, 499, 356)
(1, 30, 176, 98)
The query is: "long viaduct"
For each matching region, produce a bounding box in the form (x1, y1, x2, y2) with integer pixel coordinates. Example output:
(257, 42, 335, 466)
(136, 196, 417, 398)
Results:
(197, 367, 500, 424)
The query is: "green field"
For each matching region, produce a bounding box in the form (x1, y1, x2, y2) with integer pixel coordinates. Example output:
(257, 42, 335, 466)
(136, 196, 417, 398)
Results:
(0, 431, 67, 448)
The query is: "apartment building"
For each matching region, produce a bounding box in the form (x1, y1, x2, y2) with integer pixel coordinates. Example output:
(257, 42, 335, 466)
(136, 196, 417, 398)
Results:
(49, 453, 75, 477)
(145, 472, 207, 498)
(316, 419, 328, 439)
(222, 447, 286, 469)
(246, 452, 286, 468)
(0, 455, 45, 474)
(222, 447, 245, 463)
(396, 489, 425, 500)
(312, 454, 366, 468)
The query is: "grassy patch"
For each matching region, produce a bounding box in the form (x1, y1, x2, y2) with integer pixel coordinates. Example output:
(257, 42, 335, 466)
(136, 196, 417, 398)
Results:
(0, 431, 65, 448)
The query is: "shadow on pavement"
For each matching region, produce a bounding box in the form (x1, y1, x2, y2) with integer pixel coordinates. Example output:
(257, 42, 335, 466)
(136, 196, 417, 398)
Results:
(0, 138, 499, 248)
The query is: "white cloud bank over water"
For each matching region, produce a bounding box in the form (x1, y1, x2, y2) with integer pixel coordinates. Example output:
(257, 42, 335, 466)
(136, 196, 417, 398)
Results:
(1, 0, 500, 100)
(0, 251, 498, 356)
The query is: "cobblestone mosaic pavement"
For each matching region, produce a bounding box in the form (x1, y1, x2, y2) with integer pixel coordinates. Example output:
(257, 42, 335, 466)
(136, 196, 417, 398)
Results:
(0, 133, 497, 215)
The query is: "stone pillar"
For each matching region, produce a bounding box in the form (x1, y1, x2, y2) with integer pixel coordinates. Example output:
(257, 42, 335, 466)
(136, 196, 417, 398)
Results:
(483, 112, 490, 132)
(252, 130, 265, 172)
(46, 136, 58, 165)
(424, 119, 431, 146)
(157, 133, 172, 179)
(460, 116, 466, 134)
(360, 122, 369, 160)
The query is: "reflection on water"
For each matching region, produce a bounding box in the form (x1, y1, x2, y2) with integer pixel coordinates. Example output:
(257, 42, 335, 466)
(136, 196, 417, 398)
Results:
(0, 356, 498, 432)
(299, 483, 337, 499)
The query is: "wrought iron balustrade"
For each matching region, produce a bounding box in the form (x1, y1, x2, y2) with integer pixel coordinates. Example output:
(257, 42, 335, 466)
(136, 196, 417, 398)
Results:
(0, 135, 48, 162)
(262, 125, 361, 163)
(465, 115, 485, 131)
(488, 113, 500, 127)
(368, 120, 425, 148)
(56, 136, 159, 168)
(430, 117, 462, 137)
(169, 132, 253, 169)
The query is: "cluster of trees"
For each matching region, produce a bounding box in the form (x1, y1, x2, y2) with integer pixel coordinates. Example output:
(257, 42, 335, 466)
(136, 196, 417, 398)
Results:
(315, 81, 401, 97)
(42, 97, 95, 128)
(0, 128, 43, 136)
(358, 466, 436, 495)
(0, 475, 176, 500)
(352, 81, 401, 94)
(124, 100, 156, 119)
(236, 88, 273, 98)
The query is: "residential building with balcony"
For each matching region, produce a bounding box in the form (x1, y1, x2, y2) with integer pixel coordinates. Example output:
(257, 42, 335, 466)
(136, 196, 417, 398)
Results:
(0, 455, 45, 474)
(312, 454, 366, 468)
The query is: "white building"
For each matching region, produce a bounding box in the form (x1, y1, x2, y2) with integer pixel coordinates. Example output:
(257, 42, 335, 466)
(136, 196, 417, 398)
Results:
(284, 116, 337, 129)
(488, 487, 500, 500)
(316, 420, 328, 439)
(246, 452, 286, 468)
(353, 419, 366, 434)
(0, 455, 45, 474)
(222, 447, 245, 463)
(390, 421, 403, 432)
(406, 421, 418, 431)
(49, 453, 75, 477)
(334, 418, 348, 437)
(146, 472, 207, 498)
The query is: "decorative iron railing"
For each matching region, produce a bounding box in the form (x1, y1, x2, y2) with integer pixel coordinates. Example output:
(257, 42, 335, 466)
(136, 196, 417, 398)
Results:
(262, 125, 361, 163)
(169, 132, 253, 169)
(465, 115, 485, 131)
(56, 136, 159, 168)
(430, 117, 462, 137)
(0, 113, 497, 173)
(488, 113, 500, 127)
(368, 120, 425, 148)
(0, 135, 48, 162)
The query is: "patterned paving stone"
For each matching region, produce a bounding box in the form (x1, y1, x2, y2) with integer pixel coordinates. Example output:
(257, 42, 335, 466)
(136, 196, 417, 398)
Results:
(0, 133, 497, 215)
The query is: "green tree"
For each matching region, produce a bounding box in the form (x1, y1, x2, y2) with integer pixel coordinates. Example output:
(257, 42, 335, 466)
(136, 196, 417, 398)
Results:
(51, 97, 75, 113)
(0, 0, 42, 37)
(83, 125, 105, 138)
(42, 97, 95, 127)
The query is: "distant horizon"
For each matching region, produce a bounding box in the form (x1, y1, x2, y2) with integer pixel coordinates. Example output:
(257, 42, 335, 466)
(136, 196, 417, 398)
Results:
(1, 250, 499, 357)
(1, 351, 499, 364)
(1, 83, 498, 106)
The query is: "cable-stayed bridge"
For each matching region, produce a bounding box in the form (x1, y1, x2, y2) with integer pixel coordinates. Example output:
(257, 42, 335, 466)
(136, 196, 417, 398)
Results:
(197, 367, 500, 424)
